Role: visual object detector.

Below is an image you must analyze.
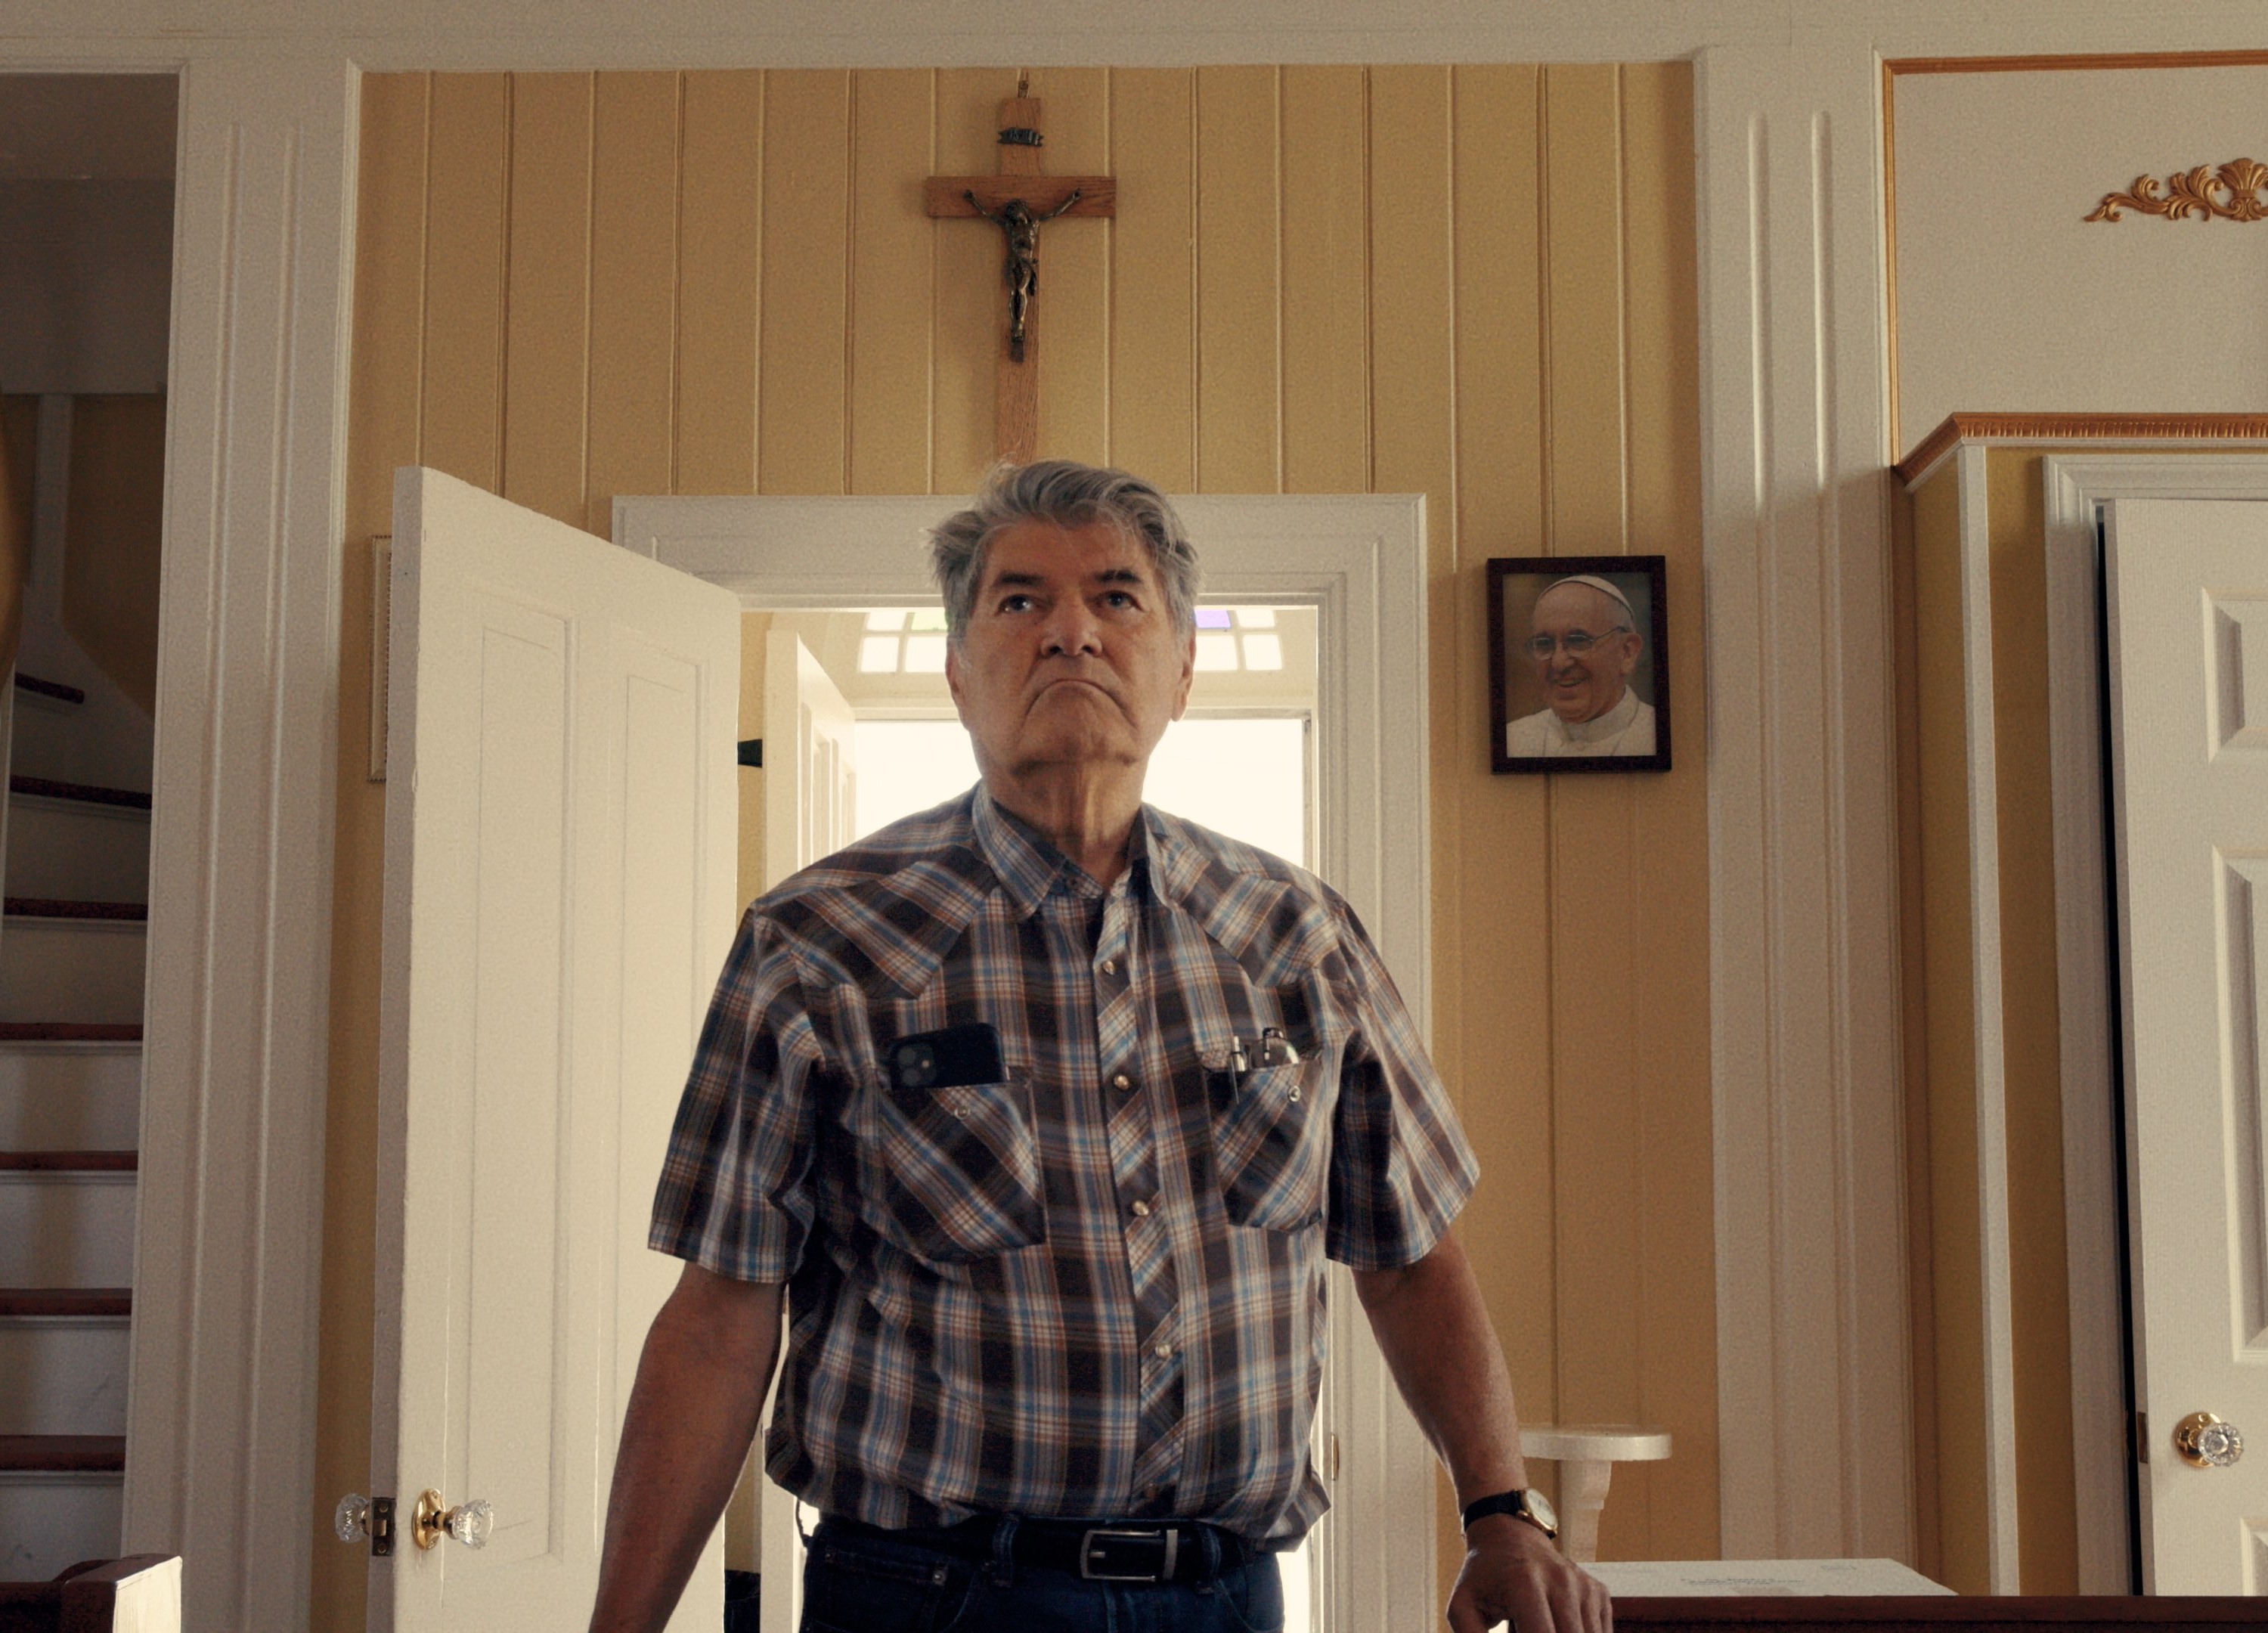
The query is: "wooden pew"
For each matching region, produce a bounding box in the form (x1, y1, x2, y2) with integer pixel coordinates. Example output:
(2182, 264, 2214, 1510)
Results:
(0, 1556, 179, 1633)
(1616, 1597, 2268, 1633)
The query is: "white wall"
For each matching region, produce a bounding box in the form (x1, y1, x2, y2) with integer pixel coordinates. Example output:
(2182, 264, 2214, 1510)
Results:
(1893, 63, 2268, 455)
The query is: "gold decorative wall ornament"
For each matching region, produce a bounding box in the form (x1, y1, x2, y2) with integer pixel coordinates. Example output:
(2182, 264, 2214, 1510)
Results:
(2087, 158, 2268, 222)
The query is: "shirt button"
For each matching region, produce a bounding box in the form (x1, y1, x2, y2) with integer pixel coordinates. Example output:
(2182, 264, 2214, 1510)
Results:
(1130, 1199, 1151, 1218)
(1112, 1073, 1133, 1092)
(1152, 1341, 1173, 1359)
(1102, 958, 1118, 975)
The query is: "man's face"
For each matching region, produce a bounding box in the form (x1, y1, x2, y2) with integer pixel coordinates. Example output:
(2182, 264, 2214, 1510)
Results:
(945, 519, 1195, 786)
(1527, 583, 1641, 724)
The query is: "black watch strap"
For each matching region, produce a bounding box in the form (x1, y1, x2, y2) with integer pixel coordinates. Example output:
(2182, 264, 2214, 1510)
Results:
(1461, 1489, 1557, 1539)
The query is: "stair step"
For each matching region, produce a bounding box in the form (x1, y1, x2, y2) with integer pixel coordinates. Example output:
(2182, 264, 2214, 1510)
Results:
(0, 1470, 124, 1581)
(0, 1167, 137, 1285)
(7, 777, 150, 813)
(12, 674, 85, 707)
(0, 1154, 135, 1173)
(0, 1436, 124, 1473)
(0, 916, 147, 1027)
(0, 1041, 141, 1151)
(0, 1024, 141, 1044)
(4, 800, 151, 904)
(0, 1309, 129, 1436)
(3, 900, 145, 922)
(0, 1289, 129, 1318)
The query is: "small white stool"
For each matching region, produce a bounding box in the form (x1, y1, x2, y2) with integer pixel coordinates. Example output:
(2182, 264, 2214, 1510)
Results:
(1517, 1424, 1672, 1564)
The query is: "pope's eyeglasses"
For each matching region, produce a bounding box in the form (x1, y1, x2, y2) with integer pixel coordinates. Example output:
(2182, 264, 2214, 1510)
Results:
(1521, 626, 1629, 661)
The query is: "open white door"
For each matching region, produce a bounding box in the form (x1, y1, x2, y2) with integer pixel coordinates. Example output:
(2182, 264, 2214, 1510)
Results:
(756, 629, 858, 1633)
(2107, 496, 2268, 1591)
(367, 467, 739, 1631)
(763, 631, 858, 887)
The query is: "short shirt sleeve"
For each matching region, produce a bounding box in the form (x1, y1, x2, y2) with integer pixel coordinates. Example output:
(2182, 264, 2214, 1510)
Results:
(1324, 903, 1481, 1271)
(648, 907, 823, 1282)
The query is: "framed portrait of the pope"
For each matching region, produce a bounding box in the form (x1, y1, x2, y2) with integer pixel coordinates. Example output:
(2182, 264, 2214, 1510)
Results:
(1487, 555, 1672, 774)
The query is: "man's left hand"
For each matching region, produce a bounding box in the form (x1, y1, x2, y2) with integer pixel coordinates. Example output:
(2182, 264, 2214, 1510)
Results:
(1448, 1514, 1613, 1633)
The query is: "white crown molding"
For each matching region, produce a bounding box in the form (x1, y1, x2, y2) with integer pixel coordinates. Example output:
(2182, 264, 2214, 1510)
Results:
(119, 54, 357, 1632)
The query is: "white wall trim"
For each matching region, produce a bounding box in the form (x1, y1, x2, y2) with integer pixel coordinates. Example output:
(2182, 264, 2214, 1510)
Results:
(117, 55, 358, 1633)
(615, 489, 1436, 1633)
(2037, 452, 2268, 1592)
(1696, 42, 1916, 1564)
(1950, 445, 2023, 1591)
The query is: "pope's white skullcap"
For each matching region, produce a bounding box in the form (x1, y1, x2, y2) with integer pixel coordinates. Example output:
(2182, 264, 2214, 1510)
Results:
(1542, 573, 1636, 621)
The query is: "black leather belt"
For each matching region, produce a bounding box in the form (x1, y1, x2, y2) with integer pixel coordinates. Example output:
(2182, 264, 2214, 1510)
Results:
(823, 1514, 1262, 1584)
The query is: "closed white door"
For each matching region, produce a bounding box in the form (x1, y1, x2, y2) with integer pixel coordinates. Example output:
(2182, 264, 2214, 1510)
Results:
(367, 467, 740, 1631)
(2107, 495, 2268, 1591)
(764, 631, 859, 888)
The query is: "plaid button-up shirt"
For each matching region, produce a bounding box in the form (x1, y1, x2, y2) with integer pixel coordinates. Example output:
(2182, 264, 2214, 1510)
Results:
(649, 786, 1478, 1543)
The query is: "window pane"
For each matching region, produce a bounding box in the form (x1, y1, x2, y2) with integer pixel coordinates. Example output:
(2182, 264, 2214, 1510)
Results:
(857, 636, 900, 674)
(864, 609, 909, 631)
(1194, 632, 1238, 671)
(903, 634, 949, 672)
(909, 607, 950, 632)
(1194, 607, 1233, 631)
(1235, 606, 1278, 627)
(1242, 633, 1284, 671)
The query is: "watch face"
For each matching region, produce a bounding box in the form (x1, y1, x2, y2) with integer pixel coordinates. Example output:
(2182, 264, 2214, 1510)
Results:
(1523, 1489, 1558, 1533)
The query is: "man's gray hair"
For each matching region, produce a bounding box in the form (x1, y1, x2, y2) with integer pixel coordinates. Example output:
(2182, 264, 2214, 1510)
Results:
(928, 460, 1201, 640)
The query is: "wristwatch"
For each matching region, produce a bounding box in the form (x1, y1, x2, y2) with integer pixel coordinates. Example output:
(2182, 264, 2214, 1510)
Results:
(1461, 1488, 1559, 1540)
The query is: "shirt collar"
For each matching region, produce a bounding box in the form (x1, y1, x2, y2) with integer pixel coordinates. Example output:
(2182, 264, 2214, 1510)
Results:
(971, 783, 1158, 917)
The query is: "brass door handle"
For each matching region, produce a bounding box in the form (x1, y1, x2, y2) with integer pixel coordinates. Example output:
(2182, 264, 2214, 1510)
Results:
(411, 1489, 494, 1549)
(2174, 1411, 2245, 1468)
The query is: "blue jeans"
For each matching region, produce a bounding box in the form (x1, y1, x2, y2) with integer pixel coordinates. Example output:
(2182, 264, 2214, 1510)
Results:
(798, 1517, 1285, 1633)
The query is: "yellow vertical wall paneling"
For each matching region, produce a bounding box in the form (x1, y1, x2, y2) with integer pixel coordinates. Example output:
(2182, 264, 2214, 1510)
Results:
(317, 70, 432, 1633)
(327, 67, 1717, 1615)
(1278, 67, 1369, 495)
(756, 71, 853, 494)
(1611, 61, 1713, 1560)
(1032, 67, 1111, 466)
(1193, 67, 1280, 493)
(677, 71, 767, 497)
(500, 73, 593, 525)
(1538, 60, 1645, 1546)
(584, 72, 683, 531)
(1982, 449, 2076, 1591)
(1106, 70, 1198, 491)
(931, 69, 1020, 490)
(1910, 460, 1990, 1595)
(419, 74, 510, 489)
(1442, 61, 1559, 1527)
(846, 69, 936, 494)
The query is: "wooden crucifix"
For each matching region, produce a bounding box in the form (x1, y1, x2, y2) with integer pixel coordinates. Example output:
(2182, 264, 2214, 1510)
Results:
(927, 84, 1115, 463)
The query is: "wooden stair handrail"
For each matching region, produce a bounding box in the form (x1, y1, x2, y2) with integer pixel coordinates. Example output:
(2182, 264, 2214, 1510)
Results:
(0, 1553, 179, 1632)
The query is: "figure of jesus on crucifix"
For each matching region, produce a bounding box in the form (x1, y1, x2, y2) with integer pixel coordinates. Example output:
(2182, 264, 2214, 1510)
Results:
(966, 186, 1081, 363)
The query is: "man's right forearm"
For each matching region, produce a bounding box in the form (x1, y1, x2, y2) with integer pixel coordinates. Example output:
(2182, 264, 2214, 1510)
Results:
(589, 1263, 785, 1633)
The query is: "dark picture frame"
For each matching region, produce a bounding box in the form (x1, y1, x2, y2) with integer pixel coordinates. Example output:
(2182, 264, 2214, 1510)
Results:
(1487, 554, 1672, 774)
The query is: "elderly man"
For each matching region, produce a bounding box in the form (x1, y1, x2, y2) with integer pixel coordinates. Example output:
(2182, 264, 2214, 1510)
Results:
(1503, 576, 1656, 758)
(589, 462, 1610, 1633)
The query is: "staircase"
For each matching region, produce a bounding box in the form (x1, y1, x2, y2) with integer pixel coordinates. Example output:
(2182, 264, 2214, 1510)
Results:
(0, 671, 150, 1579)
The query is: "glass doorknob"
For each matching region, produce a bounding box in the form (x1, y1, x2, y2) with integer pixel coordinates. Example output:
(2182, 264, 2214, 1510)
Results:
(412, 1489, 495, 1550)
(334, 1494, 370, 1544)
(2174, 1411, 2245, 1468)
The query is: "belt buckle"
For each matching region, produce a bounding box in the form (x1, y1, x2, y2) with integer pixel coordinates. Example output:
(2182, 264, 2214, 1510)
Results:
(1080, 1525, 1178, 1582)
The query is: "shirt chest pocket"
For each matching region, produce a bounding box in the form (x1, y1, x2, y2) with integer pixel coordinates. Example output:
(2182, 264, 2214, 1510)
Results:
(1205, 1022, 1331, 1235)
(831, 999, 1049, 1266)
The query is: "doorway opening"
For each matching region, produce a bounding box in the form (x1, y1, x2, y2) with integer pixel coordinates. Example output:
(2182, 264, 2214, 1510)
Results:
(0, 70, 176, 1582)
(733, 602, 1320, 1633)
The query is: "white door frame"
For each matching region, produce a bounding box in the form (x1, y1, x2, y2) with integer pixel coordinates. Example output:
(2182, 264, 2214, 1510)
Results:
(615, 489, 1435, 1633)
(2037, 452, 2268, 1591)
